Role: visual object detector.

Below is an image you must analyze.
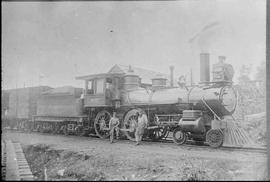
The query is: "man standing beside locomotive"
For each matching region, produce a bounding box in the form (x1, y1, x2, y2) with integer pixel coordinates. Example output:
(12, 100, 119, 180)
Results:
(135, 110, 149, 145)
(109, 112, 120, 143)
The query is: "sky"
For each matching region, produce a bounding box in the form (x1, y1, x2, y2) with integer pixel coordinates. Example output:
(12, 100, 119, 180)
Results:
(2, 0, 266, 89)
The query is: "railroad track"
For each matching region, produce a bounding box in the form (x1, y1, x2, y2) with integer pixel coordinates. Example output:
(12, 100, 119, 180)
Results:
(1, 141, 7, 180)
(2, 140, 34, 181)
(4, 128, 267, 155)
(158, 137, 267, 154)
(137, 137, 267, 154)
(221, 145, 267, 154)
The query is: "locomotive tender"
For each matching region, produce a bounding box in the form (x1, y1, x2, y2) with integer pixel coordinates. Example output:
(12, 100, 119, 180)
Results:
(3, 53, 237, 148)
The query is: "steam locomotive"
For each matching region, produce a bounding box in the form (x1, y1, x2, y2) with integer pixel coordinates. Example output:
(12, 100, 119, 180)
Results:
(2, 53, 237, 148)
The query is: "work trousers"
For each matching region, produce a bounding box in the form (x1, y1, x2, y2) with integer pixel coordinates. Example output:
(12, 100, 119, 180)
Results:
(110, 126, 120, 142)
(135, 127, 145, 143)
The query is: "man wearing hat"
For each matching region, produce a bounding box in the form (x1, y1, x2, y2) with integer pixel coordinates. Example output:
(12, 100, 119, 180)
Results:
(109, 112, 120, 143)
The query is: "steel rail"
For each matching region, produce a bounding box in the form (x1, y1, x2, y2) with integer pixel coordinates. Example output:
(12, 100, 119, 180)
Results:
(4, 129, 267, 155)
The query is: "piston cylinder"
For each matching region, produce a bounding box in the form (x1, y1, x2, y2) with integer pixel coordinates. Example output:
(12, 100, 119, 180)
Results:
(179, 110, 206, 133)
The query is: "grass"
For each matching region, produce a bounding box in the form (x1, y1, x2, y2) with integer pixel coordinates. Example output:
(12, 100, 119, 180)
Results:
(23, 144, 107, 181)
(23, 144, 266, 181)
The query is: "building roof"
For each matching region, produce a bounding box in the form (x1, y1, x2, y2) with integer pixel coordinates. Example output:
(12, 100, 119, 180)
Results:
(76, 64, 178, 86)
(2, 86, 52, 92)
(108, 64, 178, 85)
(76, 73, 124, 81)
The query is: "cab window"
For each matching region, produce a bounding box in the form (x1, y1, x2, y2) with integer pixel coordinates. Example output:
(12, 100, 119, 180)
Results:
(96, 78, 104, 94)
(106, 78, 113, 89)
(86, 80, 94, 94)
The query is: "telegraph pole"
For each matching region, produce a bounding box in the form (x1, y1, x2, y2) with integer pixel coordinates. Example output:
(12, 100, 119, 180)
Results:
(190, 68, 193, 86)
(169, 66, 174, 87)
(15, 81, 18, 118)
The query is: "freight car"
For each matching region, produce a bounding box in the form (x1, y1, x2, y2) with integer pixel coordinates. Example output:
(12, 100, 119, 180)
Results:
(2, 86, 52, 129)
(3, 53, 241, 148)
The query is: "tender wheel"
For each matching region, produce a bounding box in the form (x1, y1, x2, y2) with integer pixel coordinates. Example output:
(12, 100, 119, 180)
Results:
(172, 127, 187, 145)
(122, 108, 145, 141)
(52, 123, 60, 134)
(63, 125, 69, 135)
(23, 121, 31, 132)
(36, 122, 42, 132)
(46, 123, 53, 133)
(18, 121, 25, 131)
(42, 122, 51, 133)
(206, 129, 224, 148)
(40, 123, 46, 133)
(80, 127, 90, 137)
(75, 125, 85, 136)
(94, 110, 111, 139)
(148, 127, 168, 141)
(29, 122, 35, 132)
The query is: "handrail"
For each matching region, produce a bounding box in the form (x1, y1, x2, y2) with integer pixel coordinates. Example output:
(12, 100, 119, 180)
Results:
(155, 114, 182, 117)
(201, 97, 221, 121)
(154, 114, 181, 124)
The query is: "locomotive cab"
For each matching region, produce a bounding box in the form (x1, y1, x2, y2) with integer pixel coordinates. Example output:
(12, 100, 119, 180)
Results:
(76, 73, 123, 108)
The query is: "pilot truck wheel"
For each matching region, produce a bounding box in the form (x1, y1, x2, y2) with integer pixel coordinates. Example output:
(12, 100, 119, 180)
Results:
(206, 129, 224, 148)
(172, 127, 187, 145)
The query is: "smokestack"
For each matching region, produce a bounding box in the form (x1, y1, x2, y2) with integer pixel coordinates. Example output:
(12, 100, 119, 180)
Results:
(169, 66, 174, 87)
(218, 56, 226, 63)
(200, 53, 210, 83)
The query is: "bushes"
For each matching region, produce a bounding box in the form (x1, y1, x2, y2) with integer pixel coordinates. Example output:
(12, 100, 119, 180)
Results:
(23, 145, 106, 181)
(179, 159, 232, 181)
(243, 114, 266, 145)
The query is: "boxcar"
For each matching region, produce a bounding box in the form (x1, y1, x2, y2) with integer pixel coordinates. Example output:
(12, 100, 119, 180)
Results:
(3, 86, 52, 129)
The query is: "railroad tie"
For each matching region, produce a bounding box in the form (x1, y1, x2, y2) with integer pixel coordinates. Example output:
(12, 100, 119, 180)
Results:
(1, 141, 7, 180)
(4, 140, 34, 181)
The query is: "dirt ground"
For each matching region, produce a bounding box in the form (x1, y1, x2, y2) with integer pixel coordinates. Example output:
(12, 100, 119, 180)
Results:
(2, 130, 267, 181)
